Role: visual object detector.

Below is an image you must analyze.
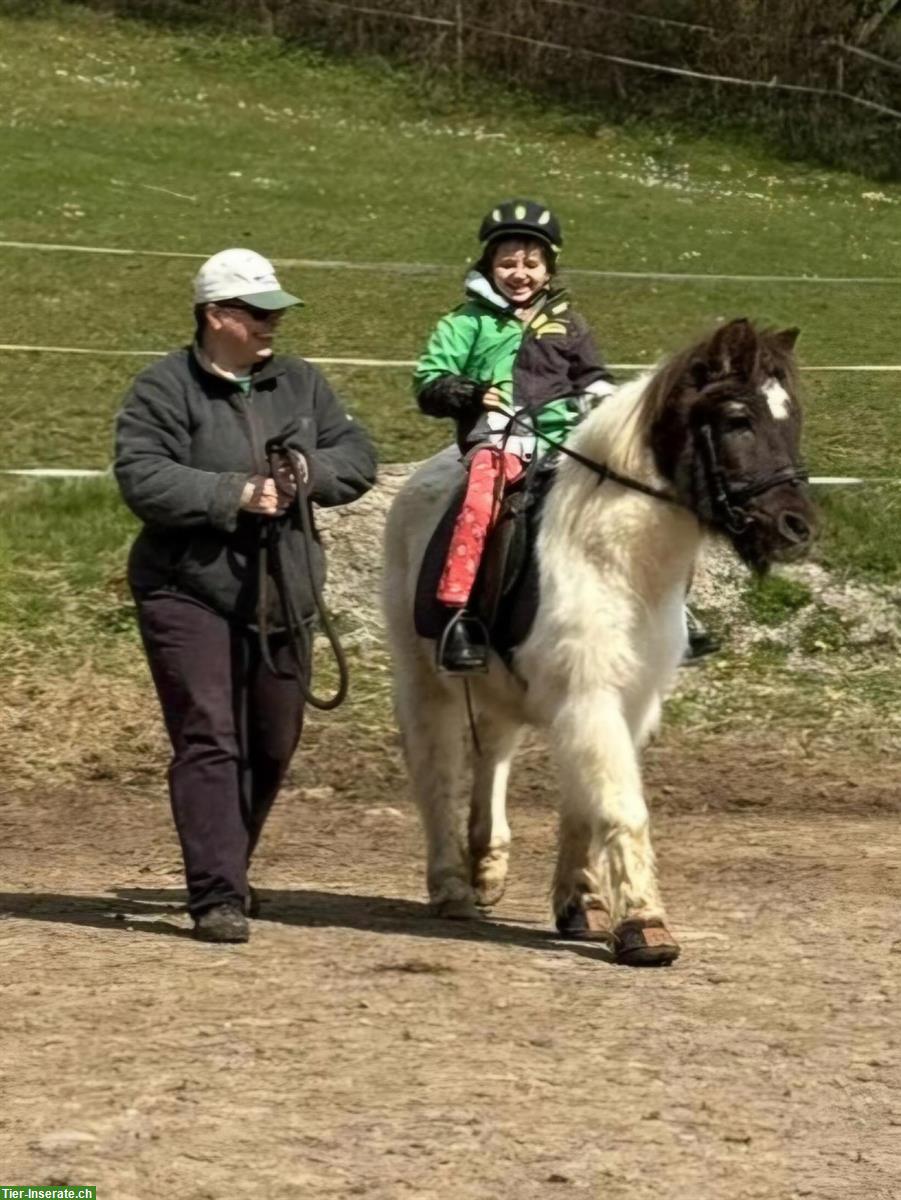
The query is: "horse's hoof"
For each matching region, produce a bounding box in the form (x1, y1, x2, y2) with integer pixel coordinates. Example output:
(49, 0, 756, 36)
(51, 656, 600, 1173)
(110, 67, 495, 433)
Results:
(554, 903, 616, 956)
(614, 918, 681, 967)
(474, 881, 506, 909)
(432, 895, 481, 921)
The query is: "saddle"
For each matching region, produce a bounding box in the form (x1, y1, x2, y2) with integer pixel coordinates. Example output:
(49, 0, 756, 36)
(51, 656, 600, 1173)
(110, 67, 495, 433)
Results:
(413, 457, 555, 660)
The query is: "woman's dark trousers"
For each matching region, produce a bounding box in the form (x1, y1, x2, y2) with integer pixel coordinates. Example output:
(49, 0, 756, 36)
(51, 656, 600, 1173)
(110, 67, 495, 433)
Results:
(137, 591, 306, 915)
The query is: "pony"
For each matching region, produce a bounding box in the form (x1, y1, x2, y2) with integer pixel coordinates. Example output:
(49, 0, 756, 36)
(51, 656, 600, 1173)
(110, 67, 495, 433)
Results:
(382, 319, 816, 966)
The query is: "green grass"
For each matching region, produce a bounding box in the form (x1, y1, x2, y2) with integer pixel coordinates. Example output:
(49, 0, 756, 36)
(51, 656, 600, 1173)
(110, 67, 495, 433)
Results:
(742, 575, 813, 626)
(0, 478, 135, 642)
(2, 3, 901, 739)
(2, 10, 900, 270)
(1, 11, 900, 483)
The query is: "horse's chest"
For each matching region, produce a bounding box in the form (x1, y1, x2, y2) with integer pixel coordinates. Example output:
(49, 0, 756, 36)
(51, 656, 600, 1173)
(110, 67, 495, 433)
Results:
(633, 586, 688, 678)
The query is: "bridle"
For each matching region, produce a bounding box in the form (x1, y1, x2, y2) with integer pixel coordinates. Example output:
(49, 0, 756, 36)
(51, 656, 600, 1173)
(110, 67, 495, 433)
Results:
(695, 423, 809, 535)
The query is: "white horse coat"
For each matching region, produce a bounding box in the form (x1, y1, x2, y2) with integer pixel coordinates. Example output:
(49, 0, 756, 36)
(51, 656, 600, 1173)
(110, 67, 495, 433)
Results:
(383, 320, 814, 963)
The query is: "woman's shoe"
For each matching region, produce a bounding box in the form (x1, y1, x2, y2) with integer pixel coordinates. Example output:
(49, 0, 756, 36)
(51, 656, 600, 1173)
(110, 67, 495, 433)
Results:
(193, 902, 250, 943)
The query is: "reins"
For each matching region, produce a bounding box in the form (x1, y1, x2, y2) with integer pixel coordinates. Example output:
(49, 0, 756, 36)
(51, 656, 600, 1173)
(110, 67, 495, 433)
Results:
(499, 404, 687, 507)
(501, 406, 807, 531)
(257, 442, 350, 711)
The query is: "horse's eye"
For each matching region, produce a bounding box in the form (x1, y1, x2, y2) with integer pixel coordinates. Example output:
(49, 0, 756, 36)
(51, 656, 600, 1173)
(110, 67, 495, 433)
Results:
(723, 412, 753, 433)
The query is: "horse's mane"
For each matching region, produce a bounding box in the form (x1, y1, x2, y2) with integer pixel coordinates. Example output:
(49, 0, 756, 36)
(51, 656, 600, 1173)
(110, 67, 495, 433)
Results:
(639, 323, 801, 430)
(571, 322, 801, 479)
(570, 374, 655, 478)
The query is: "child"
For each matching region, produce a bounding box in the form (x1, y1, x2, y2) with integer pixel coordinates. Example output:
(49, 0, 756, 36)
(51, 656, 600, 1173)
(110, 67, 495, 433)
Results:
(414, 199, 615, 673)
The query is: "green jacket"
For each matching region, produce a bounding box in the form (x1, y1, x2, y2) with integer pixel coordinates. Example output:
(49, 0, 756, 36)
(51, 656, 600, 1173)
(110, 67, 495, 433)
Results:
(414, 271, 613, 451)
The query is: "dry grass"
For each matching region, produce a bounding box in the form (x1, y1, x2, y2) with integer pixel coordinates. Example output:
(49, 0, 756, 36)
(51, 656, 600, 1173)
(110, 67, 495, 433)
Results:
(1, 634, 164, 790)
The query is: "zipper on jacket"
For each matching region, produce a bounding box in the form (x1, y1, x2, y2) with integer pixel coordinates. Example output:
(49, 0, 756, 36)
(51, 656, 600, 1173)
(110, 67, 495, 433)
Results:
(512, 288, 556, 407)
(240, 390, 267, 474)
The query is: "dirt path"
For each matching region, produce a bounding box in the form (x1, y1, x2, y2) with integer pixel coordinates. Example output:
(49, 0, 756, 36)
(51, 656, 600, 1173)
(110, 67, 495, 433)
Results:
(2, 733, 900, 1200)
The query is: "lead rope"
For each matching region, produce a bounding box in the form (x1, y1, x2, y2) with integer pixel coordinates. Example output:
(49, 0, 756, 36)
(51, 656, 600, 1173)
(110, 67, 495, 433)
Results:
(259, 444, 350, 711)
(462, 678, 482, 759)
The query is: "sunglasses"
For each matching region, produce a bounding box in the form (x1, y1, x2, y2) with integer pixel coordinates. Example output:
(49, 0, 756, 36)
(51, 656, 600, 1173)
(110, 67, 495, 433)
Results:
(214, 300, 280, 322)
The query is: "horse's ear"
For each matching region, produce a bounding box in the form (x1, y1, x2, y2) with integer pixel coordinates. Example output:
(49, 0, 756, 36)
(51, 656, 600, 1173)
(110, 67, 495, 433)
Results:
(703, 317, 759, 380)
(772, 326, 801, 353)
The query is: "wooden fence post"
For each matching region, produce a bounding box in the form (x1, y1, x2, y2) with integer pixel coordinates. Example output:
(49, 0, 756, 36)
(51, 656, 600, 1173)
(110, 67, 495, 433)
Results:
(258, 0, 274, 37)
(455, 0, 464, 97)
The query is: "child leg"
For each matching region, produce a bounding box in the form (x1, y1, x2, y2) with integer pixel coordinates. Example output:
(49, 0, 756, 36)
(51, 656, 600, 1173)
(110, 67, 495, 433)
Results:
(437, 447, 523, 607)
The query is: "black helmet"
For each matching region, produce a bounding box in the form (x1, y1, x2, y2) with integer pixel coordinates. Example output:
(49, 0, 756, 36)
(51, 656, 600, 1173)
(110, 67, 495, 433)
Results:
(478, 198, 563, 254)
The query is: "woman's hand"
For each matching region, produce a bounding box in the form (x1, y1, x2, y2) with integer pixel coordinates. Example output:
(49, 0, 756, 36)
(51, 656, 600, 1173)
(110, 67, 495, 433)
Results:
(240, 475, 282, 516)
(274, 453, 308, 493)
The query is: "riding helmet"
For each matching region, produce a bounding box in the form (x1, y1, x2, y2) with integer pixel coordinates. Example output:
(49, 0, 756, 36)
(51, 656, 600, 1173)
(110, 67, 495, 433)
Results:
(478, 199, 563, 256)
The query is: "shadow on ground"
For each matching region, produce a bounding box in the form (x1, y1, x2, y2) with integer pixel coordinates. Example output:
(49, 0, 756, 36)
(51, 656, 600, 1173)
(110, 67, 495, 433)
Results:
(0, 886, 625, 964)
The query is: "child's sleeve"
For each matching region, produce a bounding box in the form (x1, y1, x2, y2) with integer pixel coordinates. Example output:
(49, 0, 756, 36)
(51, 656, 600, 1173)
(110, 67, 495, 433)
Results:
(413, 310, 486, 418)
(568, 318, 617, 400)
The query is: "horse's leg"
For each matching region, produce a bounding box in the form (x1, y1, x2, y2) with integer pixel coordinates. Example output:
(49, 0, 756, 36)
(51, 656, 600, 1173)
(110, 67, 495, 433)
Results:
(632, 693, 662, 751)
(394, 665, 478, 919)
(468, 712, 523, 908)
(550, 695, 679, 965)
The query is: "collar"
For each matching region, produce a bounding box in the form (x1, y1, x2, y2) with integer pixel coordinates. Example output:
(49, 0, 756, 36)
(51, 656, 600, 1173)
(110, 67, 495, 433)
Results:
(464, 270, 514, 313)
(463, 270, 566, 318)
(191, 342, 284, 386)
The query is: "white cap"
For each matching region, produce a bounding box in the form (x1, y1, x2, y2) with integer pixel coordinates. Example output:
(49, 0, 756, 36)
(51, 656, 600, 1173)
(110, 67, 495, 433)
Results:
(192, 248, 302, 310)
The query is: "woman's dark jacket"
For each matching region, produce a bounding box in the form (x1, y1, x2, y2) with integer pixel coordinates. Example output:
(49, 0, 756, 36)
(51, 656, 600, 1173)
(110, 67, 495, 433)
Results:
(114, 347, 377, 625)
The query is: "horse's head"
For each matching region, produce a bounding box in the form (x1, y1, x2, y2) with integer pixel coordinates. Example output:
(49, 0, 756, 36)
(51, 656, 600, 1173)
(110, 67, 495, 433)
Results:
(648, 318, 817, 571)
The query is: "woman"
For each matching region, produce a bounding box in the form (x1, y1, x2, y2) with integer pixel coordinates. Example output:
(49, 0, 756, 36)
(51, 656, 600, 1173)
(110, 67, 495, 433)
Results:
(114, 248, 377, 943)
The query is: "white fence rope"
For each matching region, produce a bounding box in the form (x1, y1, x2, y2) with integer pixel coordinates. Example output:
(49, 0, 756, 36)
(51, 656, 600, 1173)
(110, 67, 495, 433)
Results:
(2, 344, 901, 371)
(2, 240, 900, 286)
(0, 345, 417, 367)
(837, 41, 901, 74)
(2, 468, 110, 477)
(0, 468, 882, 486)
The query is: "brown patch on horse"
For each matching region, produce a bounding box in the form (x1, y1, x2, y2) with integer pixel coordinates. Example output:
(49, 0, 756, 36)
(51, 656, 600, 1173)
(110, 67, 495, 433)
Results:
(635, 318, 815, 570)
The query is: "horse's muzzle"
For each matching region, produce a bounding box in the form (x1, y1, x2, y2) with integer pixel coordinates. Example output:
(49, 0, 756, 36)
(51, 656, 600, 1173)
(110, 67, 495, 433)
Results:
(777, 509, 814, 550)
(733, 493, 817, 569)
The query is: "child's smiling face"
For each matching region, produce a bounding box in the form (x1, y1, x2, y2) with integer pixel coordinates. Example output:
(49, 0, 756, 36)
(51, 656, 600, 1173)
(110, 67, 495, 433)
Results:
(490, 238, 551, 306)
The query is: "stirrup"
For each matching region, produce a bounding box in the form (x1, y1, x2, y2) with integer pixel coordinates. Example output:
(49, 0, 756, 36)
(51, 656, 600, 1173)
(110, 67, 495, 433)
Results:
(436, 609, 490, 675)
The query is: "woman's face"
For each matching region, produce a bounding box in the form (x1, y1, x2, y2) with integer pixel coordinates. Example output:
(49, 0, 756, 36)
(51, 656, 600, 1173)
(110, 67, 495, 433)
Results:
(490, 239, 550, 306)
(206, 300, 285, 362)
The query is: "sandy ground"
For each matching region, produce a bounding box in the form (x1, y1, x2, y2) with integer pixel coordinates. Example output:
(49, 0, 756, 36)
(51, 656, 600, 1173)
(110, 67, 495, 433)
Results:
(2, 730, 900, 1200)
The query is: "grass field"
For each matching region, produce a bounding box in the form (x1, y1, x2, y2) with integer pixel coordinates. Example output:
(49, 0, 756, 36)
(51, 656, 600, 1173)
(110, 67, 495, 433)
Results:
(2, 7, 900, 473)
(2, 4, 901, 783)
